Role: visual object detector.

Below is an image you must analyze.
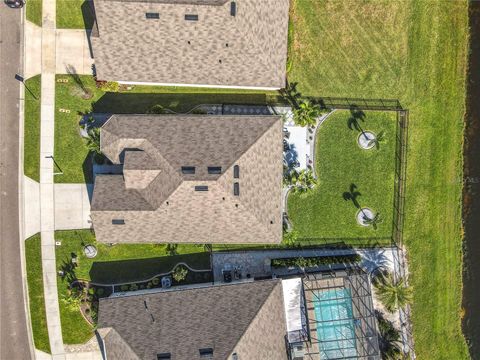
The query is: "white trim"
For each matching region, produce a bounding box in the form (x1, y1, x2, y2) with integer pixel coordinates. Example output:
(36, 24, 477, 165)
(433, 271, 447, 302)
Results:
(117, 80, 280, 91)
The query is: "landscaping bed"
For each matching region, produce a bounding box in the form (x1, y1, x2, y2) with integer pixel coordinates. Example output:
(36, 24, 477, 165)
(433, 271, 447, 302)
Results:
(271, 254, 361, 268)
(288, 0, 469, 357)
(287, 110, 396, 245)
(55, 230, 212, 344)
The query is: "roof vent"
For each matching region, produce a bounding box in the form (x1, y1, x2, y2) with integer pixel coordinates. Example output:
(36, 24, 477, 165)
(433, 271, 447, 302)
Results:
(146, 12, 159, 19)
(232, 353, 238, 360)
(199, 348, 213, 358)
(234, 182, 239, 196)
(157, 353, 171, 360)
(208, 166, 222, 174)
(230, 1, 236, 16)
(185, 14, 199, 21)
(233, 165, 240, 178)
(195, 185, 209, 192)
(112, 219, 125, 225)
(182, 166, 195, 174)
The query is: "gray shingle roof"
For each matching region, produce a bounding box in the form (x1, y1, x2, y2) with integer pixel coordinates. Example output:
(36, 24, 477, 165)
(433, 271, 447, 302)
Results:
(90, 114, 283, 244)
(98, 280, 288, 360)
(91, 0, 290, 88)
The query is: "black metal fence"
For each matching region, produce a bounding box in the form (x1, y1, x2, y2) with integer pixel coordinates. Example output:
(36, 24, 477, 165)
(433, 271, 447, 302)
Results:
(306, 96, 403, 111)
(392, 110, 409, 246)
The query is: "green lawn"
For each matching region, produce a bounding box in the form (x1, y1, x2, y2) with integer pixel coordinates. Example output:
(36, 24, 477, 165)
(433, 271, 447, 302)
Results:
(25, 234, 50, 353)
(54, 230, 210, 343)
(26, 0, 42, 27)
(54, 75, 279, 183)
(288, 110, 396, 245)
(24, 76, 41, 182)
(289, 0, 469, 358)
(56, 0, 94, 29)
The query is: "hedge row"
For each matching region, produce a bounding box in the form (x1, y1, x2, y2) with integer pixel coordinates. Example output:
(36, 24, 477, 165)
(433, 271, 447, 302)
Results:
(271, 254, 361, 268)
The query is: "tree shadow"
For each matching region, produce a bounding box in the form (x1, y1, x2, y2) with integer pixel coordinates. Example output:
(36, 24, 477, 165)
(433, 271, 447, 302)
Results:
(361, 248, 391, 274)
(347, 105, 367, 132)
(279, 81, 303, 108)
(59, 258, 78, 284)
(343, 183, 361, 209)
(82, 152, 94, 184)
(89, 253, 210, 284)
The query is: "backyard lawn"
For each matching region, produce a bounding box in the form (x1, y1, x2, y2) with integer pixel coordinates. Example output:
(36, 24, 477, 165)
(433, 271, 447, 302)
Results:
(25, 234, 50, 353)
(26, 0, 42, 27)
(54, 230, 211, 343)
(288, 110, 396, 245)
(56, 0, 94, 29)
(24, 76, 41, 182)
(54, 75, 279, 183)
(288, 0, 469, 358)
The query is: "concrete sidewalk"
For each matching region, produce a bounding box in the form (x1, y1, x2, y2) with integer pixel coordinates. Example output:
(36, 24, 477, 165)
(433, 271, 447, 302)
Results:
(39, 0, 65, 357)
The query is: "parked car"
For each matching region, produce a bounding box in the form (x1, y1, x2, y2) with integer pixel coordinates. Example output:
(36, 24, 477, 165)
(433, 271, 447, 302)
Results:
(4, 0, 24, 8)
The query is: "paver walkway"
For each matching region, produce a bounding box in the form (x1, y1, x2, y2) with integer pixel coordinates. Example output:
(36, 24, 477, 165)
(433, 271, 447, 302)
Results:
(39, 0, 66, 357)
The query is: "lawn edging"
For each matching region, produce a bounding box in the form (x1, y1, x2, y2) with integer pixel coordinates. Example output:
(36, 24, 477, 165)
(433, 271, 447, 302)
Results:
(25, 234, 50, 353)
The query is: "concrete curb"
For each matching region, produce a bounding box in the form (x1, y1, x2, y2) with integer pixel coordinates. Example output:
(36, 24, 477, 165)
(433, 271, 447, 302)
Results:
(18, 5, 38, 360)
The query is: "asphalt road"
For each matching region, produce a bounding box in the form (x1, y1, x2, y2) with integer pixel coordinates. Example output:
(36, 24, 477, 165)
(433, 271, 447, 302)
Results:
(0, 6, 33, 360)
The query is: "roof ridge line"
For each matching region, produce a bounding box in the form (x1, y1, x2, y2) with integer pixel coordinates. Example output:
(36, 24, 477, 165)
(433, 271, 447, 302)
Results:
(224, 280, 283, 358)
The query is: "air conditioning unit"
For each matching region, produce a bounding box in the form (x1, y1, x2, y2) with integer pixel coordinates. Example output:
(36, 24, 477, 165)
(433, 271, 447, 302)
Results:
(291, 344, 304, 360)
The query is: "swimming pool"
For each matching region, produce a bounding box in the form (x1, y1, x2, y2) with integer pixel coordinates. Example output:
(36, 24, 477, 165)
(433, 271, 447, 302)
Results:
(313, 288, 358, 359)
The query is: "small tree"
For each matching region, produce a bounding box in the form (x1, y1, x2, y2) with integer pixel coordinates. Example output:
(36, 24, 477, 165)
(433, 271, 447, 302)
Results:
(293, 100, 321, 127)
(172, 265, 188, 282)
(295, 169, 317, 193)
(363, 212, 383, 230)
(374, 273, 413, 313)
(367, 130, 386, 150)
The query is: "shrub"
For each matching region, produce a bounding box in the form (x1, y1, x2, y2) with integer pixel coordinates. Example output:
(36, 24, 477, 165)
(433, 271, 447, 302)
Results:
(96, 288, 104, 296)
(172, 265, 188, 282)
(152, 277, 160, 286)
(271, 254, 361, 268)
(130, 284, 139, 291)
(97, 81, 119, 92)
(148, 104, 168, 114)
(120, 285, 129, 291)
(88, 288, 95, 295)
(191, 107, 207, 114)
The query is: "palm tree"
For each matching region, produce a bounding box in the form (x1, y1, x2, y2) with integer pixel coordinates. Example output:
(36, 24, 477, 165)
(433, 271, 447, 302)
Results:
(367, 130, 386, 150)
(363, 212, 383, 230)
(283, 166, 299, 187)
(295, 169, 317, 192)
(293, 100, 321, 127)
(85, 127, 101, 155)
(374, 272, 413, 313)
(377, 313, 404, 359)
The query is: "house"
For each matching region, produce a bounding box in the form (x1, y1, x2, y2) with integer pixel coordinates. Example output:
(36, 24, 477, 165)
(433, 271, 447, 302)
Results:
(97, 280, 288, 360)
(97, 269, 381, 360)
(90, 114, 283, 244)
(90, 0, 290, 90)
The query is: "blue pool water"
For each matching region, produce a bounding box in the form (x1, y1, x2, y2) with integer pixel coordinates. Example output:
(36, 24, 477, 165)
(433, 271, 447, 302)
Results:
(313, 288, 357, 359)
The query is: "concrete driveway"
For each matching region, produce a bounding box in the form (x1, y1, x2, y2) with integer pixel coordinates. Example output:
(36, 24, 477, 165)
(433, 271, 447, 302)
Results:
(25, 22, 94, 78)
(23, 177, 92, 238)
